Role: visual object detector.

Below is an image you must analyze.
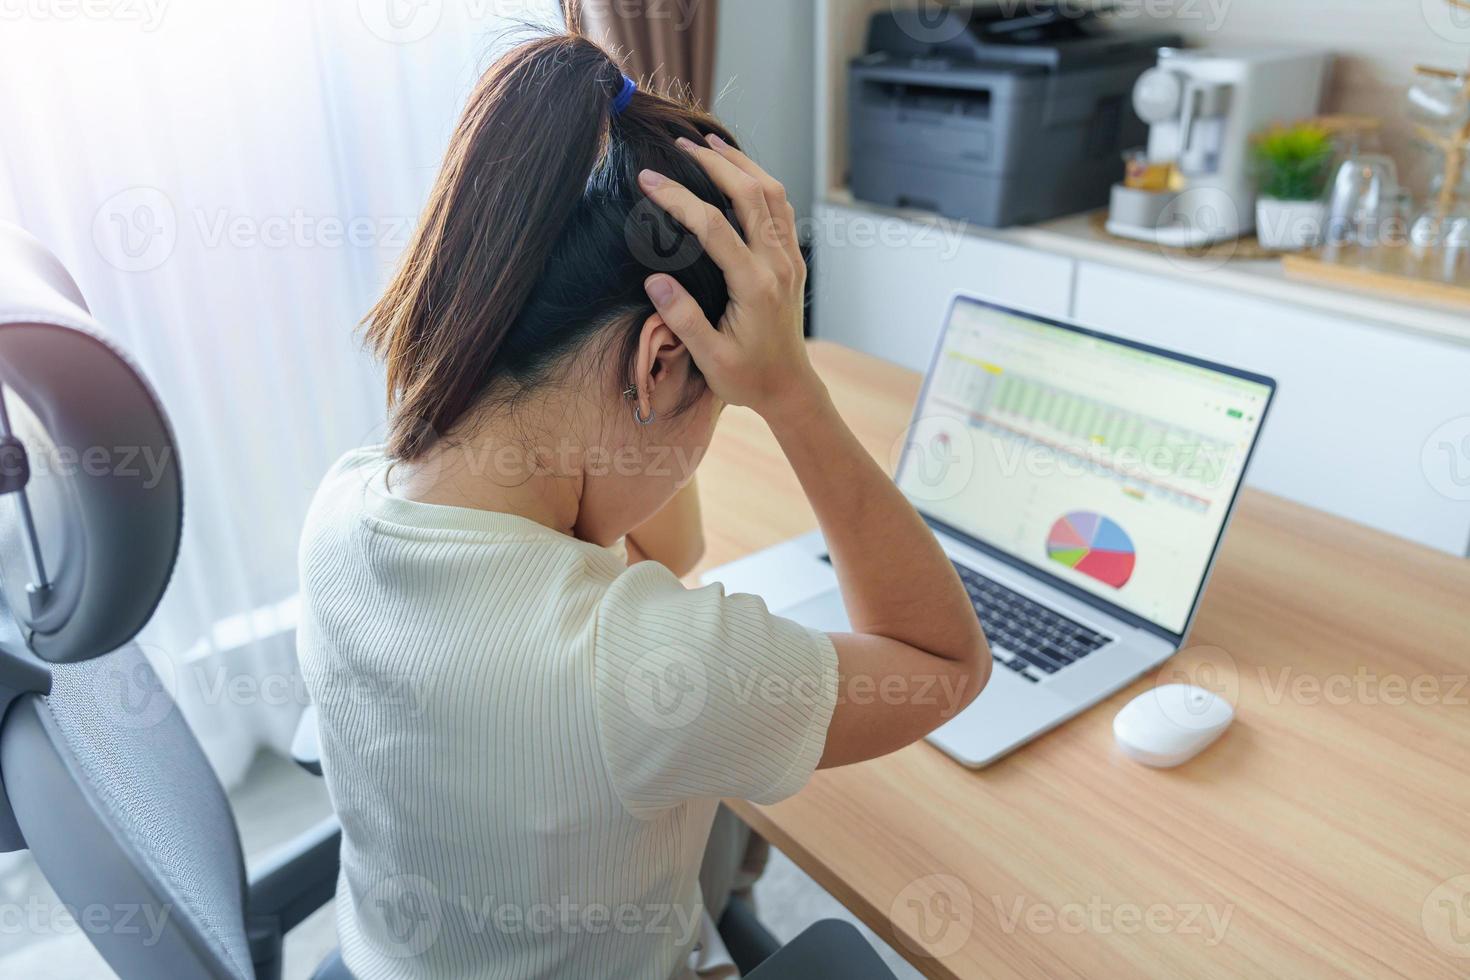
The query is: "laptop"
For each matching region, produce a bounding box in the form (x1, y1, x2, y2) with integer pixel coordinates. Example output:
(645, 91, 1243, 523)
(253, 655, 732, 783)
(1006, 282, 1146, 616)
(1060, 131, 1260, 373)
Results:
(702, 295, 1276, 767)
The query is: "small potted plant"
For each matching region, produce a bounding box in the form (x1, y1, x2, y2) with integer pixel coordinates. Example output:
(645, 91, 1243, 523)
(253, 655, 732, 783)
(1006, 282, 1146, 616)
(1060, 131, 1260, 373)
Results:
(1253, 123, 1335, 250)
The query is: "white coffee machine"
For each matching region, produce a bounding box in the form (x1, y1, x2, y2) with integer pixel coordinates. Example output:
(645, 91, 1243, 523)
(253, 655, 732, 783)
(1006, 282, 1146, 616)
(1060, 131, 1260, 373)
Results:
(1107, 48, 1329, 247)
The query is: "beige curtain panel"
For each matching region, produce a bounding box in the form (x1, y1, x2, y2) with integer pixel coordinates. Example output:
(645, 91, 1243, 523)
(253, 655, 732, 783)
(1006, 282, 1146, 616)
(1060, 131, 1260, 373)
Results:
(570, 0, 720, 108)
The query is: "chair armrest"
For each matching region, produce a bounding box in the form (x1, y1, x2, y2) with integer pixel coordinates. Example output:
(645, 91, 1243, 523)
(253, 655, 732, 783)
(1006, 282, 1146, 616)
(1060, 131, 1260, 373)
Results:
(247, 815, 340, 934)
(745, 920, 896, 980)
(291, 703, 322, 776)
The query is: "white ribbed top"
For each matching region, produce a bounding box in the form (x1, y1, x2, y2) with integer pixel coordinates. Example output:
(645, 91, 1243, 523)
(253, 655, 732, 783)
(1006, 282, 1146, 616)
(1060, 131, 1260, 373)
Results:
(297, 449, 837, 979)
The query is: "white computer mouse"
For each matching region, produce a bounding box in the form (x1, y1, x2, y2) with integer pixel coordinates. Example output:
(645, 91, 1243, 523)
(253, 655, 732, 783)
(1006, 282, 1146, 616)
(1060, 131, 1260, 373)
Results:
(1113, 684, 1234, 767)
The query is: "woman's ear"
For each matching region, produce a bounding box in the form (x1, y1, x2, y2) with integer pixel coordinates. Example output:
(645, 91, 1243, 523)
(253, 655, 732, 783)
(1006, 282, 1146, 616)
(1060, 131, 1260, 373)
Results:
(632, 311, 688, 421)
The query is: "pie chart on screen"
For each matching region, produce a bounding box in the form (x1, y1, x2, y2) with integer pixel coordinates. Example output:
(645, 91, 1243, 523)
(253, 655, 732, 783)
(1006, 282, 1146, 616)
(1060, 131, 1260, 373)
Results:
(1047, 512, 1136, 589)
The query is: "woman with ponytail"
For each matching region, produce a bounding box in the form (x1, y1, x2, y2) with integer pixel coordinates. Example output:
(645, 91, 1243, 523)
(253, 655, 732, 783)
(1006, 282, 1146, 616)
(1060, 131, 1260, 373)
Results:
(298, 28, 989, 980)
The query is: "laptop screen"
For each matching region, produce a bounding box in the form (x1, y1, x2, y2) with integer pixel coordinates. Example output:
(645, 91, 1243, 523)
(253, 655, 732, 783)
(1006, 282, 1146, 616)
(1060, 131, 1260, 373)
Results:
(895, 297, 1274, 637)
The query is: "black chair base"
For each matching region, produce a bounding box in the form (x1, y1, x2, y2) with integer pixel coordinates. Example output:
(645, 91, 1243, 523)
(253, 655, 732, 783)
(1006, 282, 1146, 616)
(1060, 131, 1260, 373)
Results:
(745, 919, 898, 979)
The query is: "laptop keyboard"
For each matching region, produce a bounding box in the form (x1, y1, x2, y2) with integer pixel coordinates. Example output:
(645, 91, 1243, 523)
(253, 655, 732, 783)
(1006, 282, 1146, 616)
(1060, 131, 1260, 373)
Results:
(950, 562, 1112, 682)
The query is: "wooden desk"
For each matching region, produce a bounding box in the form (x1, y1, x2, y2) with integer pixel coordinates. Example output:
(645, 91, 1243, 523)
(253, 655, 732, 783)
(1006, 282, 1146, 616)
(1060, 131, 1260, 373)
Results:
(695, 341, 1470, 980)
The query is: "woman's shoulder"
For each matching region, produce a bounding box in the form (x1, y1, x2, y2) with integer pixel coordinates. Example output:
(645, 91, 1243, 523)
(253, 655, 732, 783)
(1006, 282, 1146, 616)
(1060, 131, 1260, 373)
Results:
(300, 447, 385, 539)
(306, 445, 387, 513)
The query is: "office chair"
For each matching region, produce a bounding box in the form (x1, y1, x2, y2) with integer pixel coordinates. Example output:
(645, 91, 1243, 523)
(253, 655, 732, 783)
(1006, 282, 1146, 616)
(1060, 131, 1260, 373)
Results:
(0, 221, 895, 979)
(0, 221, 344, 980)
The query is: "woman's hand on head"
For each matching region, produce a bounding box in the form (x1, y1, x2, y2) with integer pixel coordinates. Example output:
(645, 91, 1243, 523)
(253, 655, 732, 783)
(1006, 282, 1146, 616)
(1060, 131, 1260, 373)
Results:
(638, 137, 820, 419)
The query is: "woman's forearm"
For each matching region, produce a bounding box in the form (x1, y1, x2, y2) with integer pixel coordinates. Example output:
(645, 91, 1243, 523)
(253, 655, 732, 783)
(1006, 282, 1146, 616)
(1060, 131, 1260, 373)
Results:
(636, 136, 990, 768)
(765, 380, 984, 666)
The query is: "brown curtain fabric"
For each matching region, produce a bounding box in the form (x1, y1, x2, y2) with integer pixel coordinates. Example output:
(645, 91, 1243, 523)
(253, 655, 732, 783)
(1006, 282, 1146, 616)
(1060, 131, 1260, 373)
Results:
(571, 0, 720, 108)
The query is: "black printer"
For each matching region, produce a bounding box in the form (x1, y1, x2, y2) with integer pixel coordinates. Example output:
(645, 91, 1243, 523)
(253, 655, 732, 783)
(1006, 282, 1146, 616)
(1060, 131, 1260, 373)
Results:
(849, 3, 1181, 227)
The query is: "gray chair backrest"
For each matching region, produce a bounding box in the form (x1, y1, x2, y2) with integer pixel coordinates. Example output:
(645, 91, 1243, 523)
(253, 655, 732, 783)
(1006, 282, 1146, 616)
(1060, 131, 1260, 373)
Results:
(0, 222, 254, 979)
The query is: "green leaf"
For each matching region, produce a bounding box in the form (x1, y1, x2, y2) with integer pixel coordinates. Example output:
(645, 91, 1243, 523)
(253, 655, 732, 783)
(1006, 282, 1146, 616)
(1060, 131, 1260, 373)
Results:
(1252, 124, 1335, 201)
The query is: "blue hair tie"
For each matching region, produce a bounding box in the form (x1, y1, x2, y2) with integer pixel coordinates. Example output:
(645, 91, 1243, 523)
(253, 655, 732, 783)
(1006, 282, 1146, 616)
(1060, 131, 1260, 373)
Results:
(612, 74, 637, 115)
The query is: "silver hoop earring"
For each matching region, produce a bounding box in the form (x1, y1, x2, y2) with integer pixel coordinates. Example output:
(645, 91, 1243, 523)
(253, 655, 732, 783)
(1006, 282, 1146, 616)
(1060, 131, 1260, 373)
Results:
(624, 381, 655, 425)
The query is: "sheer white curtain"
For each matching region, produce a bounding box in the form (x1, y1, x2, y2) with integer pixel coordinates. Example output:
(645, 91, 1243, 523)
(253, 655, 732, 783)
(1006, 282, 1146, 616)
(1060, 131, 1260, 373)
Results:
(0, 0, 560, 786)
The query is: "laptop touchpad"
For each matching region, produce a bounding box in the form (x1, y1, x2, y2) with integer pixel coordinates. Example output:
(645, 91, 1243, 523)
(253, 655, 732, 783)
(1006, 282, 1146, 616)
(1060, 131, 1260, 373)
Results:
(781, 588, 851, 633)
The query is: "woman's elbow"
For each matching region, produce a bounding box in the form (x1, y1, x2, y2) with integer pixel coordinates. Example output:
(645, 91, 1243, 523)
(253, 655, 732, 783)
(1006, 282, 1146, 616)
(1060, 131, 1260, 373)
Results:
(953, 630, 992, 716)
(670, 532, 707, 578)
(632, 531, 705, 578)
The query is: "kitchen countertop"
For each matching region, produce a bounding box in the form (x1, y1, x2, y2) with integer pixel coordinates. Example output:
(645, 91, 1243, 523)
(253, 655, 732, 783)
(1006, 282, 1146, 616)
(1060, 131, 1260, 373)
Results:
(821, 190, 1470, 349)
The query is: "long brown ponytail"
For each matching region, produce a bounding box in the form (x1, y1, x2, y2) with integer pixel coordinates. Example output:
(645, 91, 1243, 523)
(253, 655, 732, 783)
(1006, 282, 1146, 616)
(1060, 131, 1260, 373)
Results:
(362, 30, 740, 461)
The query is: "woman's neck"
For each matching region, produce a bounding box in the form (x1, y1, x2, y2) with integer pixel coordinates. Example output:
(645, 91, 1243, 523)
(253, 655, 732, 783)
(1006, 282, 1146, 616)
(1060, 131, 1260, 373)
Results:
(387, 396, 588, 538)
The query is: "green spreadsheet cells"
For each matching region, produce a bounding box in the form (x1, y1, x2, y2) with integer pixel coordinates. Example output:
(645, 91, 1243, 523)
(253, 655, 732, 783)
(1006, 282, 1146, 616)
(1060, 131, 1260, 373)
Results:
(961, 313, 1271, 403)
(950, 368, 1232, 488)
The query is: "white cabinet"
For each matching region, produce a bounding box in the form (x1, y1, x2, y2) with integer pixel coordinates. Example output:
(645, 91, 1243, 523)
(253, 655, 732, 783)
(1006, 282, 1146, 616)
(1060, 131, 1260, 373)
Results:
(1071, 261, 1470, 556)
(810, 202, 1075, 373)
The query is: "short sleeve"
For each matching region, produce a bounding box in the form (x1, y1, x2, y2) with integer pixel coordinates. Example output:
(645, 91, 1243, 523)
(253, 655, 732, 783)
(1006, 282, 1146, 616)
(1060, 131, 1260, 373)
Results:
(592, 562, 839, 817)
